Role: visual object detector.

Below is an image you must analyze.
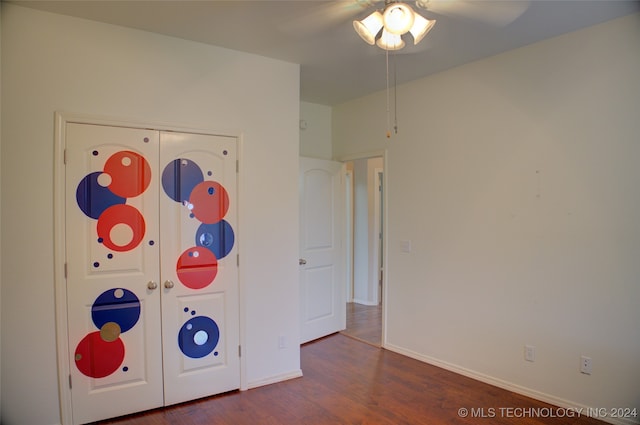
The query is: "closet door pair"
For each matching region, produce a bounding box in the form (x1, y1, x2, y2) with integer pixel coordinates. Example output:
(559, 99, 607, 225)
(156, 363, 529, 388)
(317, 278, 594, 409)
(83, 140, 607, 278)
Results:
(65, 123, 239, 424)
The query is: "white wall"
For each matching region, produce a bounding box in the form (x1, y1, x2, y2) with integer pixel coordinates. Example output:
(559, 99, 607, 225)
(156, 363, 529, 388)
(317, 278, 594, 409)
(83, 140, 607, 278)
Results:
(352, 159, 369, 304)
(1, 4, 300, 424)
(334, 13, 640, 423)
(299, 101, 332, 159)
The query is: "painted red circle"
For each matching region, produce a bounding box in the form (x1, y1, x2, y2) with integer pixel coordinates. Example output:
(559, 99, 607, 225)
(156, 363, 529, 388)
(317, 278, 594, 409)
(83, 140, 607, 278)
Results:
(189, 181, 229, 224)
(97, 204, 146, 252)
(74, 331, 125, 378)
(104, 151, 151, 198)
(176, 246, 218, 290)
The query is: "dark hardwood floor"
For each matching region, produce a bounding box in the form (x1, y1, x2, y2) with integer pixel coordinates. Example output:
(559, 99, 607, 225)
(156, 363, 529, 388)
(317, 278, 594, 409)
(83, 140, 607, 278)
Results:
(341, 302, 382, 346)
(95, 333, 606, 425)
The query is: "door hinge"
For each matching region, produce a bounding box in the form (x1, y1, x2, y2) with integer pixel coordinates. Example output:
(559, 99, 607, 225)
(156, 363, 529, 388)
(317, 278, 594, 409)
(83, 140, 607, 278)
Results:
(237, 254, 239, 267)
(236, 159, 239, 173)
(238, 345, 242, 357)
(64, 262, 68, 279)
(63, 149, 67, 165)
(69, 374, 72, 389)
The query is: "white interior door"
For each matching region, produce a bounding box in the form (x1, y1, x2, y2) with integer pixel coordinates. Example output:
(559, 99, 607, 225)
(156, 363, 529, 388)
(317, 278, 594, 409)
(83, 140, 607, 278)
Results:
(299, 157, 345, 344)
(159, 131, 240, 406)
(66, 123, 164, 423)
(65, 123, 239, 423)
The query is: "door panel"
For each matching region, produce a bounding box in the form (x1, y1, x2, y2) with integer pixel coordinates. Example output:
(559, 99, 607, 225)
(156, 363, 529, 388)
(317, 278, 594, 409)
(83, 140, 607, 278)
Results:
(299, 157, 345, 343)
(305, 266, 335, 320)
(65, 123, 163, 424)
(159, 132, 240, 406)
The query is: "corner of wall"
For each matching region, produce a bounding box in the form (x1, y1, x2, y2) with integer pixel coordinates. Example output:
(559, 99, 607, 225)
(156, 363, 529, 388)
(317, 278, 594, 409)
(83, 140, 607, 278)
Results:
(299, 101, 332, 160)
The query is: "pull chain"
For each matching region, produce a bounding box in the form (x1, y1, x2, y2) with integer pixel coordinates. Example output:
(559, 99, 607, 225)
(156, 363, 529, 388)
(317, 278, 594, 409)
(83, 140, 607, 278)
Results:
(393, 47, 398, 135)
(386, 48, 391, 139)
(385, 46, 399, 138)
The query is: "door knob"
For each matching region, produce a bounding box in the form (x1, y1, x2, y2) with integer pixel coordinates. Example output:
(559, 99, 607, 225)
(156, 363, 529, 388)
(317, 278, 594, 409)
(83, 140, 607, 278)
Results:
(164, 280, 175, 289)
(299, 258, 307, 265)
(147, 281, 158, 290)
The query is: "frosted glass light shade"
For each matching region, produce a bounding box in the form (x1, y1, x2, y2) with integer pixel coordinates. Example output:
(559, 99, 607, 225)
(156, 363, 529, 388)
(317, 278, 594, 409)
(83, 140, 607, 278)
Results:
(409, 14, 436, 45)
(353, 11, 383, 45)
(376, 29, 405, 51)
(382, 2, 415, 35)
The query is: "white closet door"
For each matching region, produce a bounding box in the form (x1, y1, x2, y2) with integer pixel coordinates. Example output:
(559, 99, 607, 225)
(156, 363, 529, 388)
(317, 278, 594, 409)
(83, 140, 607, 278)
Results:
(65, 123, 163, 424)
(159, 131, 240, 406)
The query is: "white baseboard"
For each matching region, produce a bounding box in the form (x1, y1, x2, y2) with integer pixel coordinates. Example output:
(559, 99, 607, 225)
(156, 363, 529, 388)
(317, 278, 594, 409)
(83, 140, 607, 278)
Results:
(351, 298, 379, 306)
(245, 369, 303, 390)
(383, 343, 638, 425)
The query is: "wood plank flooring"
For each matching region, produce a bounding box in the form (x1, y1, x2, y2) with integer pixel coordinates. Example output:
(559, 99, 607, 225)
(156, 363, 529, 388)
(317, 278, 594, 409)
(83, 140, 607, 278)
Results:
(341, 302, 382, 346)
(94, 333, 606, 425)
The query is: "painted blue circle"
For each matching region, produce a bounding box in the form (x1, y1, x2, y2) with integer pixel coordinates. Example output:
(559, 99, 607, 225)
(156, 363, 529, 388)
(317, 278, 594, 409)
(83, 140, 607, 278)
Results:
(161, 159, 204, 203)
(92, 288, 141, 333)
(76, 172, 126, 219)
(195, 220, 235, 260)
(178, 316, 220, 359)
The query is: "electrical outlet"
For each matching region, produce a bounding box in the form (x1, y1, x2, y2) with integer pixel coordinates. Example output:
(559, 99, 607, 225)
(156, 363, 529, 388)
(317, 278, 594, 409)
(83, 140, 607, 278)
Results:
(400, 240, 412, 253)
(580, 356, 592, 375)
(524, 345, 535, 362)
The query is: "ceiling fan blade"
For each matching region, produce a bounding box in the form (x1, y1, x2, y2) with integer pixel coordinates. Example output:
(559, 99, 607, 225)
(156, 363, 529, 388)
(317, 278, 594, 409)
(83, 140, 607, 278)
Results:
(278, 1, 375, 36)
(417, 0, 531, 27)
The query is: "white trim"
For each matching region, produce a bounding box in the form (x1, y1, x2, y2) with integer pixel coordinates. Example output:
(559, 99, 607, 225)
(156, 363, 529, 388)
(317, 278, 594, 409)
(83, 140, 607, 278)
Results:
(372, 167, 383, 306)
(54, 112, 73, 425)
(337, 149, 386, 163)
(351, 298, 379, 306)
(245, 369, 303, 390)
(53, 111, 243, 139)
(380, 156, 388, 348)
(384, 343, 636, 425)
(344, 170, 354, 303)
(236, 133, 248, 391)
(53, 111, 244, 423)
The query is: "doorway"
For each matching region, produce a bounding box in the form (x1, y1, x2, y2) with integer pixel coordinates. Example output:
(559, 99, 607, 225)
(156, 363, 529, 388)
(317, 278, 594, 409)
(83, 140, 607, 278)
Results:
(341, 155, 385, 347)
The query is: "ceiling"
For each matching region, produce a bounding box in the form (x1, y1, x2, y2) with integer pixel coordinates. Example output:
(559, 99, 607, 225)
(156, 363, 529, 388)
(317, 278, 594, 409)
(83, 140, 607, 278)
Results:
(11, 0, 640, 105)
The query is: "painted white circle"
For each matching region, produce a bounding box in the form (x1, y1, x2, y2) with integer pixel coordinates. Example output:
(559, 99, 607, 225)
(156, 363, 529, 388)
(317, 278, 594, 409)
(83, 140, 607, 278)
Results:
(121, 156, 132, 166)
(113, 288, 124, 299)
(97, 173, 112, 187)
(193, 330, 209, 346)
(110, 223, 134, 247)
(186, 324, 193, 331)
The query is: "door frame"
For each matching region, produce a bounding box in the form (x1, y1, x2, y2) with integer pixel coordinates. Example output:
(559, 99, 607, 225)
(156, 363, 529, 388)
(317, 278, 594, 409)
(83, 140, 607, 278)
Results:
(345, 169, 354, 303)
(373, 167, 384, 305)
(53, 112, 245, 424)
(337, 150, 388, 347)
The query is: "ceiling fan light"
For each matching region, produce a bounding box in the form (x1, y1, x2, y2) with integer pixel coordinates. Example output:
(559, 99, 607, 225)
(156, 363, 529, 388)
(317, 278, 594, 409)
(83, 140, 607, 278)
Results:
(409, 14, 436, 45)
(353, 11, 383, 45)
(382, 2, 415, 35)
(376, 29, 405, 51)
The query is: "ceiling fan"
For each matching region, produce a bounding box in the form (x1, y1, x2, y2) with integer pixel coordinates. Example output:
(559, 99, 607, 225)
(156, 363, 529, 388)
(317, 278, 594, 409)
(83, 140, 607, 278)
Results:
(358, 0, 532, 49)
(354, 0, 436, 50)
(283, 0, 530, 48)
